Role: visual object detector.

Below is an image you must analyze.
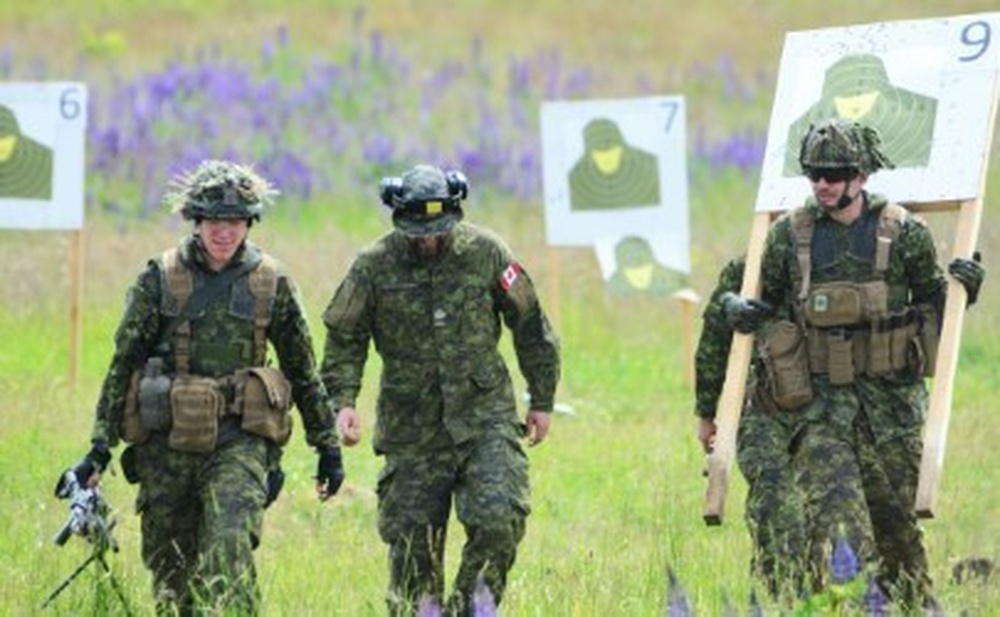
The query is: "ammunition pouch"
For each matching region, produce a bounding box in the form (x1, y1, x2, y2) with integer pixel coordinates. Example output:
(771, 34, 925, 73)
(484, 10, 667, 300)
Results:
(759, 320, 814, 410)
(805, 307, 938, 382)
(168, 376, 223, 453)
(232, 367, 293, 446)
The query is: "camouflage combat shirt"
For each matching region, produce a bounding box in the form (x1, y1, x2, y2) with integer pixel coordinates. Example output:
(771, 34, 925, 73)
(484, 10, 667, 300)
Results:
(90, 235, 338, 448)
(694, 257, 745, 419)
(321, 222, 561, 454)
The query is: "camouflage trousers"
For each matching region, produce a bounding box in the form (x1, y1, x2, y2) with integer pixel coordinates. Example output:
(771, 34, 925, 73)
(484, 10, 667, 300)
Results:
(792, 381, 931, 608)
(127, 429, 268, 615)
(855, 413, 931, 609)
(376, 423, 530, 616)
(736, 406, 806, 600)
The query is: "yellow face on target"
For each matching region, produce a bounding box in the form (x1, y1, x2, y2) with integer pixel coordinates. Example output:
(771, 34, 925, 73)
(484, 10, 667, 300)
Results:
(0, 136, 17, 162)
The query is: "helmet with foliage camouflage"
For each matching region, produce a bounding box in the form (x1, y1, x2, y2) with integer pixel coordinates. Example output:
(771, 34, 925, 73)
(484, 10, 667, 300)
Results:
(164, 160, 277, 222)
(798, 118, 894, 176)
(379, 164, 468, 237)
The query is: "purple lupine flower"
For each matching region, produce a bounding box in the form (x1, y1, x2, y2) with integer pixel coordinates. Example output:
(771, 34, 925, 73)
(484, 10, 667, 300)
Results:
(863, 576, 888, 616)
(416, 594, 442, 617)
(472, 574, 497, 617)
(666, 567, 693, 617)
(831, 537, 860, 584)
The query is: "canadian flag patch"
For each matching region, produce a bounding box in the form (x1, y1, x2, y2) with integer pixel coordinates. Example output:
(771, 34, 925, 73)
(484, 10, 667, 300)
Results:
(500, 262, 522, 291)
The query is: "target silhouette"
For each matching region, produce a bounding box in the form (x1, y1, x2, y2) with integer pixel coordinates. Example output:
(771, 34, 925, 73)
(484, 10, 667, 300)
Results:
(782, 53, 938, 176)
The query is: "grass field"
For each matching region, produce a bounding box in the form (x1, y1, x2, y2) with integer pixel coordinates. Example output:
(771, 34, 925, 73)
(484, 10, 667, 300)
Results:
(2, 1, 999, 615)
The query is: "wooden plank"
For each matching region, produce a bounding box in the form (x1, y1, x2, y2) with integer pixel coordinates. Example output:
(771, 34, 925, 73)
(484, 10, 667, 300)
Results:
(702, 212, 771, 525)
(916, 197, 984, 518)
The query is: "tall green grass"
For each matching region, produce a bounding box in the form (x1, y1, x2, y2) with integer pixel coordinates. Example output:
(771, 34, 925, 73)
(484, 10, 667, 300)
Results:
(3, 1, 1000, 615)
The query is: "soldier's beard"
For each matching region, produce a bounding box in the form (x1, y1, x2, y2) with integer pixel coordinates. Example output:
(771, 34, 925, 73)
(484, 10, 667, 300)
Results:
(409, 234, 451, 260)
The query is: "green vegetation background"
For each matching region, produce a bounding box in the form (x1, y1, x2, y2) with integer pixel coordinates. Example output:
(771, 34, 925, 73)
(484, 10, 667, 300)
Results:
(1, 1, 998, 614)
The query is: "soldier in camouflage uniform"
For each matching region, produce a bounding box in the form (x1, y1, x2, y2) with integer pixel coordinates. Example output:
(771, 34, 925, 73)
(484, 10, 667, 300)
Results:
(59, 160, 345, 615)
(721, 119, 984, 608)
(321, 164, 560, 615)
(695, 256, 806, 600)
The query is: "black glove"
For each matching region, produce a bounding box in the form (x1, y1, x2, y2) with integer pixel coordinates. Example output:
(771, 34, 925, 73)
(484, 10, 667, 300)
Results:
(948, 252, 984, 306)
(264, 467, 285, 508)
(720, 291, 773, 333)
(56, 441, 111, 496)
(315, 446, 345, 498)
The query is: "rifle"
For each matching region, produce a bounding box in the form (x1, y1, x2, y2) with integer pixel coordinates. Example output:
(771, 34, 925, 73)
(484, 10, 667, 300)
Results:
(42, 470, 133, 615)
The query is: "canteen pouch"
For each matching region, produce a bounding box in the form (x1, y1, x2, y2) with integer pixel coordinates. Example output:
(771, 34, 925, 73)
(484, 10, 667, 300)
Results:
(120, 369, 149, 444)
(168, 376, 223, 453)
(760, 320, 814, 410)
(827, 333, 856, 385)
(236, 367, 293, 446)
(804, 283, 865, 328)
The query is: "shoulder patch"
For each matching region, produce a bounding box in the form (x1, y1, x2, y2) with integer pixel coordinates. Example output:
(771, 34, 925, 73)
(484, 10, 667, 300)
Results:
(500, 262, 523, 291)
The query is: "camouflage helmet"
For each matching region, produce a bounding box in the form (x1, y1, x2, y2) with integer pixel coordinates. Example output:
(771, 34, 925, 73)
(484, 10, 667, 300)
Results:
(379, 164, 467, 237)
(798, 118, 893, 175)
(164, 160, 277, 222)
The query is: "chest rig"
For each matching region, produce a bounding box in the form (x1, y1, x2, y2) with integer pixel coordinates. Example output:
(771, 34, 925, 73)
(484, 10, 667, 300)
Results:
(161, 247, 278, 374)
(787, 202, 935, 383)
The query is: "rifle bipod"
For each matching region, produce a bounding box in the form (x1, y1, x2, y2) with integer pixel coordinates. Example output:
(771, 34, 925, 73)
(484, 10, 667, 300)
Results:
(41, 536, 134, 615)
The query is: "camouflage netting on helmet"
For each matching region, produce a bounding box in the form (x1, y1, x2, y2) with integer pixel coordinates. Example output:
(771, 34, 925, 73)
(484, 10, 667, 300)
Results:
(798, 118, 894, 175)
(164, 159, 278, 221)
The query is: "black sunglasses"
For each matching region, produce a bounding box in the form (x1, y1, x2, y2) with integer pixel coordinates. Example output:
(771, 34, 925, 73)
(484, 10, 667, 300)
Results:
(806, 168, 858, 183)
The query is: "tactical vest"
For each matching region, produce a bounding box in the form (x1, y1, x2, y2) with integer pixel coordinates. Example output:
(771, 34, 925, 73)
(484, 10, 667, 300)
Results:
(785, 202, 937, 382)
(161, 247, 278, 374)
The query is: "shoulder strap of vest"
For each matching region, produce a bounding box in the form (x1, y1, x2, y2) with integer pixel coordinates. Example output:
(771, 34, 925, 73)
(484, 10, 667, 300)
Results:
(790, 207, 814, 301)
(248, 253, 279, 366)
(162, 248, 195, 374)
(874, 202, 906, 278)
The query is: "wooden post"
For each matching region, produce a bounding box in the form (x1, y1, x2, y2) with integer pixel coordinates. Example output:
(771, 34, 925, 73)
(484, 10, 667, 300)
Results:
(68, 229, 84, 391)
(546, 246, 561, 335)
(702, 212, 771, 525)
(674, 288, 701, 389)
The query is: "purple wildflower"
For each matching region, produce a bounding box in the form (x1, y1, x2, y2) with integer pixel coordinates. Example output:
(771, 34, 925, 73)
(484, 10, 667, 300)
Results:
(472, 574, 497, 617)
(666, 567, 693, 617)
(831, 537, 860, 584)
(863, 576, 888, 616)
(416, 594, 442, 617)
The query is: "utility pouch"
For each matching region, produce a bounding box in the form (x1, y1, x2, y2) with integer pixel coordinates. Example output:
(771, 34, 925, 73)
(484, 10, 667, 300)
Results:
(827, 332, 855, 385)
(121, 369, 149, 444)
(120, 445, 141, 485)
(760, 320, 814, 410)
(804, 283, 865, 328)
(858, 280, 889, 318)
(889, 322, 921, 374)
(168, 376, 222, 453)
(235, 367, 293, 446)
(868, 324, 893, 376)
